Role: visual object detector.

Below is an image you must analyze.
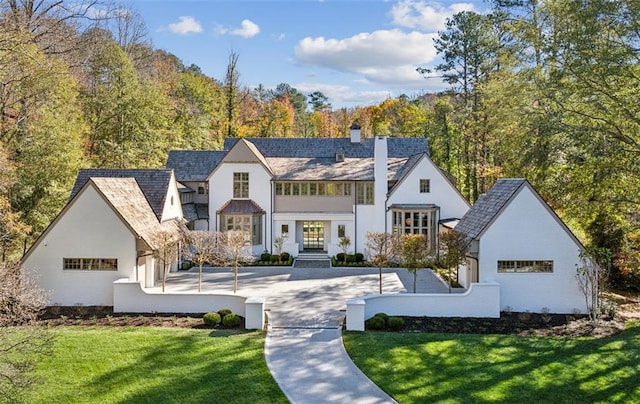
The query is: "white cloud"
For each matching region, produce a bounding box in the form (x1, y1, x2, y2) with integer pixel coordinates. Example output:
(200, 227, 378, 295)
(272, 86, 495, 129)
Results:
(168, 16, 203, 35)
(294, 82, 392, 107)
(389, 0, 476, 32)
(217, 19, 260, 38)
(294, 29, 437, 87)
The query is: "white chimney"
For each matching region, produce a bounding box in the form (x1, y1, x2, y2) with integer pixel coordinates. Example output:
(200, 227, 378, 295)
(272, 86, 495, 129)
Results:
(350, 123, 361, 143)
(374, 136, 388, 232)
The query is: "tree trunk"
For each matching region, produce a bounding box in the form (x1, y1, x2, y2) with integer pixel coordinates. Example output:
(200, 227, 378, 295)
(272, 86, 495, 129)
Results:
(413, 270, 417, 293)
(198, 264, 203, 293)
(234, 262, 238, 293)
(379, 266, 383, 294)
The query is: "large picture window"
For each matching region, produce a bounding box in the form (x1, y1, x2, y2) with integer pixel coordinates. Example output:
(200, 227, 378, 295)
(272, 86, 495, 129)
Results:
(497, 260, 553, 273)
(274, 181, 352, 197)
(356, 182, 374, 205)
(221, 214, 262, 245)
(392, 208, 438, 249)
(233, 172, 249, 198)
(63, 258, 118, 271)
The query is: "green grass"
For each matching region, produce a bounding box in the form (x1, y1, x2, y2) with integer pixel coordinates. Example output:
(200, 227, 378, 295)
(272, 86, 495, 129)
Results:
(25, 327, 286, 403)
(344, 321, 640, 403)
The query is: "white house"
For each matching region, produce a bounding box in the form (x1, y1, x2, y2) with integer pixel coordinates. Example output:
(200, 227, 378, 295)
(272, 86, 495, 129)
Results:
(21, 169, 184, 306)
(167, 125, 471, 257)
(454, 178, 586, 313)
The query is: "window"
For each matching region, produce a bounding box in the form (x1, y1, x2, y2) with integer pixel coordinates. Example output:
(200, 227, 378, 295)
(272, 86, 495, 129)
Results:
(221, 214, 262, 245)
(356, 182, 374, 204)
(274, 182, 353, 197)
(338, 224, 346, 238)
(497, 260, 553, 273)
(197, 183, 208, 195)
(233, 172, 249, 198)
(63, 258, 117, 271)
(275, 183, 283, 195)
(282, 224, 289, 234)
(392, 209, 438, 249)
(420, 179, 430, 193)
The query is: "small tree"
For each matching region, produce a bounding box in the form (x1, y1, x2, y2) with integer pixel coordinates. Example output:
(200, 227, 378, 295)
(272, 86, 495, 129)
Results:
(440, 230, 470, 293)
(182, 230, 217, 292)
(338, 236, 351, 255)
(1, 262, 52, 401)
(400, 234, 431, 293)
(153, 227, 183, 292)
(218, 230, 252, 293)
(576, 249, 610, 324)
(365, 232, 400, 294)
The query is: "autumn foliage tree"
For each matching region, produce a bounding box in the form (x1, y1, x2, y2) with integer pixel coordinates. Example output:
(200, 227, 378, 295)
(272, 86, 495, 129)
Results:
(365, 232, 400, 294)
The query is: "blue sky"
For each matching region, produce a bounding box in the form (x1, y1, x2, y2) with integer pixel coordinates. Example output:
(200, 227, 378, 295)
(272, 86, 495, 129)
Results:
(127, 0, 487, 108)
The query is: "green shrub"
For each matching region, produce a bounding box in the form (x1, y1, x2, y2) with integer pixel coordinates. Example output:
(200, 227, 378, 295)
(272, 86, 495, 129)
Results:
(260, 251, 271, 261)
(366, 316, 386, 330)
(270, 254, 280, 263)
(280, 252, 290, 261)
(336, 253, 346, 262)
(374, 312, 389, 323)
(387, 316, 404, 331)
(218, 308, 232, 319)
(346, 254, 356, 263)
(355, 253, 364, 263)
(222, 313, 241, 327)
(203, 312, 221, 326)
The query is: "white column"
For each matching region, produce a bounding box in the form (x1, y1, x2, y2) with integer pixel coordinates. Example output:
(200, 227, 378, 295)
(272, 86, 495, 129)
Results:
(245, 297, 266, 330)
(373, 136, 388, 233)
(346, 298, 366, 331)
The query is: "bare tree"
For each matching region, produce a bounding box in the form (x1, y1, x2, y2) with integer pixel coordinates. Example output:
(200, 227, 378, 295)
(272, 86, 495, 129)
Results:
(218, 230, 251, 294)
(439, 231, 470, 293)
(576, 249, 610, 324)
(181, 230, 217, 293)
(0, 262, 51, 401)
(152, 227, 183, 293)
(365, 232, 400, 294)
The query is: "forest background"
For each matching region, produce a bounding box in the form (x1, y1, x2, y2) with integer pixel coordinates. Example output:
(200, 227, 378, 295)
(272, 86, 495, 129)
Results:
(1, 0, 639, 290)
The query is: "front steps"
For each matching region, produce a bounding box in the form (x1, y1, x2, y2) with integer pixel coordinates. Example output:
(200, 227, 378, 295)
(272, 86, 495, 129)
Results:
(293, 252, 331, 268)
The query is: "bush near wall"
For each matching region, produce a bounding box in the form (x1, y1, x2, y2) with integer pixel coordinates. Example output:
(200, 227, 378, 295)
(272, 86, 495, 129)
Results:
(332, 255, 370, 267)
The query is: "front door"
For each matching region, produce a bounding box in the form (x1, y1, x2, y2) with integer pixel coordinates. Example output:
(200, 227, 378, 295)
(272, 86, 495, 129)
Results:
(303, 221, 324, 251)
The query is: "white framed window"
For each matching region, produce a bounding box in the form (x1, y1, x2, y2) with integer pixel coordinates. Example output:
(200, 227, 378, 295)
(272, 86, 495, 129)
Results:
(221, 214, 262, 245)
(356, 182, 374, 204)
(497, 260, 553, 273)
(420, 179, 430, 193)
(233, 172, 249, 198)
(63, 258, 118, 271)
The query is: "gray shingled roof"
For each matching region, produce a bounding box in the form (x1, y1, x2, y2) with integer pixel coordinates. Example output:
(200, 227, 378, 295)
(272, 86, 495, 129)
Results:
(166, 150, 225, 182)
(455, 178, 527, 239)
(224, 137, 429, 158)
(90, 177, 182, 249)
(70, 169, 173, 221)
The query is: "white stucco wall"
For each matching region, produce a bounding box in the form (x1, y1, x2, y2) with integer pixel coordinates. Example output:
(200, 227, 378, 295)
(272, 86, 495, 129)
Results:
(160, 173, 183, 222)
(22, 185, 138, 306)
(478, 186, 586, 314)
(209, 162, 272, 255)
(387, 156, 470, 221)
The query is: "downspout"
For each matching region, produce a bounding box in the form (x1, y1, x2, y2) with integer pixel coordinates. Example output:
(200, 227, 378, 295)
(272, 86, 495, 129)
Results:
(353, 180, 357, 253)
(269, 178, 274, 254)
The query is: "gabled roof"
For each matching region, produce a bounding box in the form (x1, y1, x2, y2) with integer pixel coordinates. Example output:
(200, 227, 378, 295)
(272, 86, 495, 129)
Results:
(223, 137, 429, 158)
(455, 178, 526, 240)
(217, 199, 265, 214)
(166, 150, 225, 182)
(266, 157, 375, 181)
(70, 169, 173, 221)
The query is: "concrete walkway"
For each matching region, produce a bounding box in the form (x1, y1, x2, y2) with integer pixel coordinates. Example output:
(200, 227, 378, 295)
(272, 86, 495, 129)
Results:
(162, 265, 454, 403)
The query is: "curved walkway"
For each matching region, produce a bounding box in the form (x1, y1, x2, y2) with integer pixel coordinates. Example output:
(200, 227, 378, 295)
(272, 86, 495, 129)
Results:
(164, 265, 453, 403)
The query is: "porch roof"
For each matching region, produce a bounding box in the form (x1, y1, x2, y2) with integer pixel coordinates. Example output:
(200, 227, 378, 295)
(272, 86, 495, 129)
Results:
(217, 199, 265, 215)
(388, 203, 439, 210)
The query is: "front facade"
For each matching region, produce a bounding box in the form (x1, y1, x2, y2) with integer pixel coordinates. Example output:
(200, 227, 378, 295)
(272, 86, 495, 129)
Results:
(168, 127, 470, 257)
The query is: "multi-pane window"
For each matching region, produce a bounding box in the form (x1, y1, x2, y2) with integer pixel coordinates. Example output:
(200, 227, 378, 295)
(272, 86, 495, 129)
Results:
(63, 258, 118, 271)
(233, 172, 249, 198)
(338, 224, 346, 238)
(497, 260, 553, 273)
(356, 182, 374, 205)
(392, 209, 438, 249)
(221, 214, 262, 245)
(420, 179, 430, 193)
(274, 182, 352, 197)
(198, 183, 208, 194)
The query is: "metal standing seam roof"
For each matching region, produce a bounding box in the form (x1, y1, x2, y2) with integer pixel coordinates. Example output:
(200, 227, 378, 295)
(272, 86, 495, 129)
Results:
(454, 178, 527, 239)
(217, 199, 265, 214)
(70, 169, 174, 221)
(166, 150, 225, 182)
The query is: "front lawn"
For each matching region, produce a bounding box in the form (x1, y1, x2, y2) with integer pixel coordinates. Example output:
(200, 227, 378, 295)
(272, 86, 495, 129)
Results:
(344, 320, 640, 403)
(25, 327, 286, 403)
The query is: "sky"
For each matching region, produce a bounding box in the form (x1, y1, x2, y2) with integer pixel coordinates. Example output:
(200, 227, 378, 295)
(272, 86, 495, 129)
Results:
(126, 0, 488, 108)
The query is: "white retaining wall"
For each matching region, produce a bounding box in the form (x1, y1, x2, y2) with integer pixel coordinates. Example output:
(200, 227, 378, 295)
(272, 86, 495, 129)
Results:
(113, 279, 265, 329)
(346, 282, 500, 331)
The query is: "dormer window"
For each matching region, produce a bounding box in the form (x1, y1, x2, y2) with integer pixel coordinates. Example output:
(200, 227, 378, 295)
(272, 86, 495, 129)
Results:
(335, 153, 345, 162)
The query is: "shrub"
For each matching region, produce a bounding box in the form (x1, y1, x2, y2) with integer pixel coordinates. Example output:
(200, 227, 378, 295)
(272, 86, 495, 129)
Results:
(222, 313, 241, 327)
(374, 312, 389, 323)
(270, 254, 280, 263)
(346, 254, 356, 263)
(260, 251, 271, 261)
(336, 253, 346, 262)
(218, 308, 232, 319)
(203, 312, 221, 326)
(280, 252, 290, 261)
(355, 253, 364, 263)
(366, 316, 386, 330)
(387, 316, 404, 331)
